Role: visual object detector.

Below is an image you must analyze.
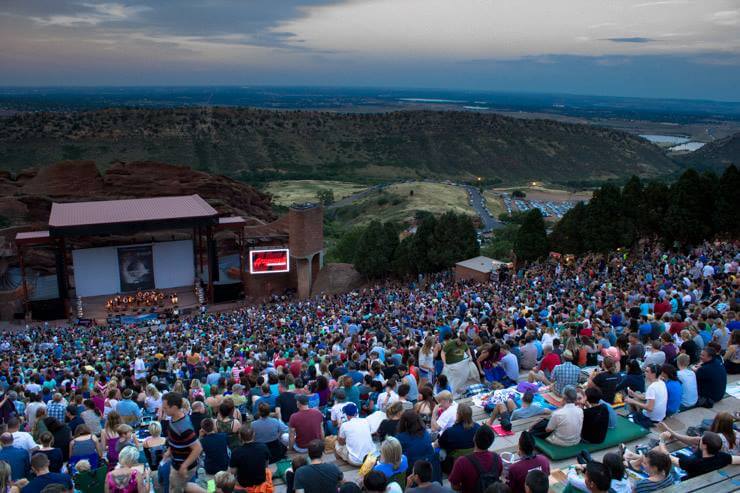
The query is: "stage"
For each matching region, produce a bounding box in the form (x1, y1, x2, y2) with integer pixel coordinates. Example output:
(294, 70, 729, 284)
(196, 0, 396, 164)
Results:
(78, 286, 200, 324)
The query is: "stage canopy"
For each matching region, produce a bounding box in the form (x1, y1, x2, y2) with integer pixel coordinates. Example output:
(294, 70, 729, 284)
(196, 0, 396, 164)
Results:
(47, 194, 219, 236)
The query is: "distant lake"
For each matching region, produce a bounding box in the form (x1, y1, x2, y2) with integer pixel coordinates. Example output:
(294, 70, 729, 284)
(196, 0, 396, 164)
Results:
(640, 134, 690, 144)
(669, 142, 705, 152)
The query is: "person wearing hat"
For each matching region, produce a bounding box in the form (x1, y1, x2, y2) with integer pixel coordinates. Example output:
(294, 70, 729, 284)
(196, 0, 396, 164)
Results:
(335, 403, 375, 466)
(288, 394, 324, 453)
(116, 388, 142, 426)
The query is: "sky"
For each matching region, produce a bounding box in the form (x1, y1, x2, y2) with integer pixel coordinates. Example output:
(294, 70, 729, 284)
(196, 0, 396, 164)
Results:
(1, 0, 739, 100)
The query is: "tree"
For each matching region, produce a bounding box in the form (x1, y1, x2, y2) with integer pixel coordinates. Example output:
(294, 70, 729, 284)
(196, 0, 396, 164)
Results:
(482, 224, 518, 261)
(549, 201, 587, 254)
(353, 220, 398, 279)
(581, 184, 623, 252)
(428, 212, 480, 270)
(316, 189, 335, 206)
(714, 165, 740, 237)
(664, 169, 716, 245)
(619, 176, 643, 246)
(331, 226, 364, 263)
(514, 209, 548, 262)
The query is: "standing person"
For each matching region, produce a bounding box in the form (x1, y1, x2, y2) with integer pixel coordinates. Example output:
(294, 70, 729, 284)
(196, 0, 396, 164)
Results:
(448, 425, 502, 492)
(288, 395, 324, 453)
(162, 392, 202, 493)
(229, 425, 272, 492)
(507, 432, 550, 493)
(293, 439, 343, 493)
(418, 336, 437, 386)
(441, 331, 474, 397)
(335, 403, 375, 466)
(624, 364, 666, 429)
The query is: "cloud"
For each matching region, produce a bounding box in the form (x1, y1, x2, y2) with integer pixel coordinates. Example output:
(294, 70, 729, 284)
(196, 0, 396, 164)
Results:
(28, 2, 151, 27)
(603, 37, 656, 43)
(632, 1, 690, 8)
(709, 10, 739, 26)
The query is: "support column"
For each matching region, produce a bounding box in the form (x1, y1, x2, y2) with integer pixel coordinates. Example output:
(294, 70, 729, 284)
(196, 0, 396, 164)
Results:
(206, 226, 215, 303)
(238, 230, 246, 299)
(19, 246, 29, 315)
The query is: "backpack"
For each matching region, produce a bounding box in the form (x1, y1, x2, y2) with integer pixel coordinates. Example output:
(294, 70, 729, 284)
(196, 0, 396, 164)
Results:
(465, 453, 500, 493)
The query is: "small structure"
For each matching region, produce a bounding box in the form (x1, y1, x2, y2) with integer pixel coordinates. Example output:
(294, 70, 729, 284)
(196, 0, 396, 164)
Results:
(454, 255, 506, 283)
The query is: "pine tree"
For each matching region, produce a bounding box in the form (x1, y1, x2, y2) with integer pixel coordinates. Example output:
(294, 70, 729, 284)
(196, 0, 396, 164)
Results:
(514, 209, 548, 262)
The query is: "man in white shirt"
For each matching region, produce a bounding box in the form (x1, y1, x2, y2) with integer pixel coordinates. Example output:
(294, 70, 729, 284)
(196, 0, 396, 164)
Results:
(676, 354, 698, 409)
(625, 364, 667, 428)
(24, 396, 46, 430)
(335, 403, 376, 466)
(431, 391, 458, 434)
(134, 356, 147, 381)
(329, 389, 349, 434)
(544, 386, 583, 447)
(7, 417, 39, 453)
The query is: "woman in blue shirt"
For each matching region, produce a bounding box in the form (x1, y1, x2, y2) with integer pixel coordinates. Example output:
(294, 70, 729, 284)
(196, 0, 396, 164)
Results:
(373, 437, 408, 484)
(396, 410, 440, 483)
(661, 365, 682, 416)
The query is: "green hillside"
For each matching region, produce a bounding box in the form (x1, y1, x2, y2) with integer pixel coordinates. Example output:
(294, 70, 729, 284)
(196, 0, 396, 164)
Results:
(675, 132, 740, 172)
(0, 108, 679, 183)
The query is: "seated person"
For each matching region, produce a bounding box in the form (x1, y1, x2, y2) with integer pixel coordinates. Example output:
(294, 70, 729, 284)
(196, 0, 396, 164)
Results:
(486, 391, 550, 426)
(660, 364, 682, 416)
(566, 452, 629, 493)
(621, 449, 674, 492)
(624, 364, 666, 429)
(438, 403, 479, 473)
(581, 388, 609, 444)
(587, 356, 621, 404)
(529, 386, 583, 447)
(667, 431, 740, 479)
(376, 402, 403, 442)
(507, 431, 550, 493)
(643, 341, 666, 367)
(372, 437, 409, 486)
(532, 350, 580, 396)
(448, 426, 502, 492)
(658, 412, 739, 454)
(615, 360, 645, 394)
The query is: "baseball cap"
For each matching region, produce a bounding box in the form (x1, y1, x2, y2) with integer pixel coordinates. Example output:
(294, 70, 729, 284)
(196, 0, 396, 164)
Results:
(343, 403, 358, 417)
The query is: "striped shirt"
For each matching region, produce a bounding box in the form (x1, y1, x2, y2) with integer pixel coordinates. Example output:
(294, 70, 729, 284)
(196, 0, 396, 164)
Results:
(167, 415, 198, 471)
(634, 476, 674, 493)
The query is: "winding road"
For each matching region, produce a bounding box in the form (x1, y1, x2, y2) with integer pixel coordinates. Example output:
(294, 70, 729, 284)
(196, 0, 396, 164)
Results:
(327, 180, 503, 232)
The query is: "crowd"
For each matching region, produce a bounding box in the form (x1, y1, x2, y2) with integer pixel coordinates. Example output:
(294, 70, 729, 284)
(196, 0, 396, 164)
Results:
(0, 240, 738, 493)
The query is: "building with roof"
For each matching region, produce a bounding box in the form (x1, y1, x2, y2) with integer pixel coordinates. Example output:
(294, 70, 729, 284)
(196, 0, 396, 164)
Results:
(14, 195, 324, 321)
(454, 255, 507, 283)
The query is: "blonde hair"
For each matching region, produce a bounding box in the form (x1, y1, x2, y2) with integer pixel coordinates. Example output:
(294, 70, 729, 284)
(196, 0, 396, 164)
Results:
(74, 459, 92, 472)
(148, 421, 162, 437)
(118, 446, 140, 467)
(380, 437, 403, 469)
(0, 461, 11, 493)
(116, 424, 133, 435)
(215, 471, 237, 492)
(146, 384, 160, 399)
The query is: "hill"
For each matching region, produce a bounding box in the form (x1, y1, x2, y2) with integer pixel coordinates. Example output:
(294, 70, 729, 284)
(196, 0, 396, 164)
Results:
(675, 132, 740, 172)
(0, 108, 679, 183)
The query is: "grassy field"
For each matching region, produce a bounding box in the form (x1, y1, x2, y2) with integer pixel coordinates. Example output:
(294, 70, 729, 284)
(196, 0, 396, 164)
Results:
(265, 180, 368, 207)
(330, 181, 475, 227)
(491, 184, 593, 202)
(481, 191, 507, 217)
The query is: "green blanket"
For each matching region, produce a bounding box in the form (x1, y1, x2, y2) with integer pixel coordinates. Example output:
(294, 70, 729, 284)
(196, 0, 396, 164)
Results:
(534, 416, 649, 460)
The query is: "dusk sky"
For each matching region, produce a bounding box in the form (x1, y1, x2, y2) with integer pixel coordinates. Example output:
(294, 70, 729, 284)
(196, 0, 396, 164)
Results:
(1, 0, 739, 100)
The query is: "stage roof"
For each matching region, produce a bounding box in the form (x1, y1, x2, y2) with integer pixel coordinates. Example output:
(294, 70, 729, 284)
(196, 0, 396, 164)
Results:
(47, 194, 219, 236)
(455, 255, 506, 274)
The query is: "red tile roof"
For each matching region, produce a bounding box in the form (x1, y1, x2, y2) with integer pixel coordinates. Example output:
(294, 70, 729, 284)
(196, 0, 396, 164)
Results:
(49, 195, 218, 228)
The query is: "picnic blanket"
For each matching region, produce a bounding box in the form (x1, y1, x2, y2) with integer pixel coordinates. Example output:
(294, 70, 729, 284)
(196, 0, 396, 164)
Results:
(534, 415, 649, 460)
(540, 391, 564, 408)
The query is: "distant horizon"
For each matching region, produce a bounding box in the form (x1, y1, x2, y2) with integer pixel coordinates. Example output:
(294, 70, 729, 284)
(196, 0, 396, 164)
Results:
(1, 2, 738, 101)
(1, 84, 739, 105)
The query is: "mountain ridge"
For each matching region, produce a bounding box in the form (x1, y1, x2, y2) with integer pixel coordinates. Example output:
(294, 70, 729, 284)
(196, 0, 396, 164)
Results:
(0, 108, 680, 183)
